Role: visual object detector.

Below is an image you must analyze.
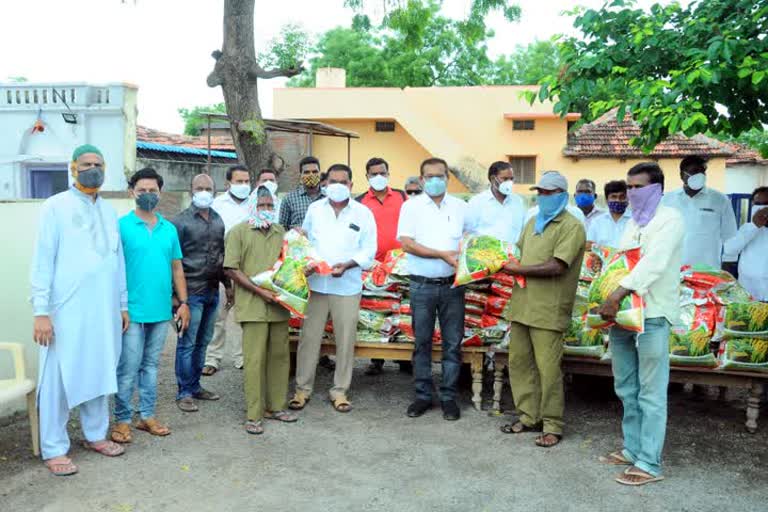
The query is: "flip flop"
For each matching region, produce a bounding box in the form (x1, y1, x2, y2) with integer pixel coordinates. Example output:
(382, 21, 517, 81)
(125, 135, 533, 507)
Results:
(44, 457, 78, 477)
(136, 418, 171, 437)
(82, 440, 125, 457)
(264, 410, 299, 423)
(110, 422, 133, 444)
(615, 466, 665, 486)
(245, 420, 264, 435)
(599, 451, 632, 465)
(201, 365, 217, 376)
(534, 433, 562, 448)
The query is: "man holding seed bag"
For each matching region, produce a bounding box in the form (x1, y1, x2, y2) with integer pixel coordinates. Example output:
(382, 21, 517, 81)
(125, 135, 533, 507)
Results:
(499, 171, 585, 448)
(596, 162, 684, 486)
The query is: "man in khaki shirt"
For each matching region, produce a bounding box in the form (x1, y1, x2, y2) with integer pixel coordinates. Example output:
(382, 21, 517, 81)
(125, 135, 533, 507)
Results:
(501, 171, 585, 447)
(224, 187, 297, 435)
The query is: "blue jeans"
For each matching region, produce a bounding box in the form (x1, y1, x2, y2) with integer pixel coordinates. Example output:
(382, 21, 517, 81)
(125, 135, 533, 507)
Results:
(609, 317, 670, 477)
(410, 279, 465, 402)
(114, 321, 170, 423)
(175, 290, 219, 399)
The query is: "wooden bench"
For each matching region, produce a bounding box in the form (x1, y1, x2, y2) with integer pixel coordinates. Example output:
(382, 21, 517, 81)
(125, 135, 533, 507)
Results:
(489, 351, 767, 433)
(288, 340, 487, 410)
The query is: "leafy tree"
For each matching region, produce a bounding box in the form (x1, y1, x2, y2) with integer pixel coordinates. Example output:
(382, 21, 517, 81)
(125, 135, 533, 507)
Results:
(177, 102, 227, 136)
(714, 128, 768, 157)
(491, 40, 562, 86)
(530, 0, 768, 155)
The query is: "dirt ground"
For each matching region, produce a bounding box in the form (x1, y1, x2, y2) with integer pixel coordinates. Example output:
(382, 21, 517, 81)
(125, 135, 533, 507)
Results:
(1, 333, 767, 512)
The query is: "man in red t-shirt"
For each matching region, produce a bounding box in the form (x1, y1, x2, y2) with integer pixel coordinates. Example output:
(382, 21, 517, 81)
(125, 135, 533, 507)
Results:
(356, 157, 410, 375)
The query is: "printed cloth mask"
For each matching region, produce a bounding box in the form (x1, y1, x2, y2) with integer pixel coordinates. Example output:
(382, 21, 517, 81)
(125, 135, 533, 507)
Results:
(608, 201, 628, 215)
(302, 173, 321, 188)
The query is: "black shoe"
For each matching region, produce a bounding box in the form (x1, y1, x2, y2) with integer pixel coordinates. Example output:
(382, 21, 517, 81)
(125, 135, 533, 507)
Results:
(319, 355, 336, 371)
(406, 399, 432, 418)
(398, 361, 413, 374)
(441, 400, 460, 421)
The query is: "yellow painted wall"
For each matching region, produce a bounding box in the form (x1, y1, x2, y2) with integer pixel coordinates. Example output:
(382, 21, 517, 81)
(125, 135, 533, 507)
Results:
(0, 198, 135, 416)
(274, 86, 729, 194)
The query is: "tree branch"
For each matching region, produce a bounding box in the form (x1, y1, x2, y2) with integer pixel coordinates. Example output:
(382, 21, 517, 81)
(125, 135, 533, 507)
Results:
(248, 64, 304, 80)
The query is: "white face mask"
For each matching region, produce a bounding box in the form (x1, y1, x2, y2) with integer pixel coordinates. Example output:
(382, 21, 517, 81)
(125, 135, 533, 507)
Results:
(368, 174, 389, 192)
(497, 180, 515, 196)
(686, 173, 706, 191)
(326, 183, 351, 203)
(229, 183, 251, 200)
(192, 190, 214, 209)
(261, 180, 278, 195)
(751, 204, 768, 223)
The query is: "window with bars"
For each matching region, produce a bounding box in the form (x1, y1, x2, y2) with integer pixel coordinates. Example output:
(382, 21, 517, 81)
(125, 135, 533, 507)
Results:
(508, 157, 536, 184)
(512, 120, 535, 130)
(375, 121, 395, 132)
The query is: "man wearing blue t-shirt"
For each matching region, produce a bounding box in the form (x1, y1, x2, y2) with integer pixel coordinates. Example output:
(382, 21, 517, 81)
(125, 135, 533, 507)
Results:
(111, 168, 190, 444)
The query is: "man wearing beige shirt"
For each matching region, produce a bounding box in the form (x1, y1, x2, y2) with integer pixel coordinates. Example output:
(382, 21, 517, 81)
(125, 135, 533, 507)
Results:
(596, 162, 684, 487)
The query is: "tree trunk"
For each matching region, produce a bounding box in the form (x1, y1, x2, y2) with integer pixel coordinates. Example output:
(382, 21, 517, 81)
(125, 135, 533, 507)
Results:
(207, 0, 300, 178)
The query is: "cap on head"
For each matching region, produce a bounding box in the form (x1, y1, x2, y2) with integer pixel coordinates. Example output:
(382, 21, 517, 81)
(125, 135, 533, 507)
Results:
(72, 144, 103, 161)
(530, 171, 568, 192)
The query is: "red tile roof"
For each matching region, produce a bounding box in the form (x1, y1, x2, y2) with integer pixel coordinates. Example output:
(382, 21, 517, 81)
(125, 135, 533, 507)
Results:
(726, 143, 768, 166)
(564, 109, 735, 159)
(136, 125, 235, 151)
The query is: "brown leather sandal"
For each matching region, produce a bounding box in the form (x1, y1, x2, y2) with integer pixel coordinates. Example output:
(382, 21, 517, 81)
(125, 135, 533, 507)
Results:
(110, 422, 133, 444)
(136, 418, 171, 436)
(332, 396, 352, 413)
(288, 391, 310, 410)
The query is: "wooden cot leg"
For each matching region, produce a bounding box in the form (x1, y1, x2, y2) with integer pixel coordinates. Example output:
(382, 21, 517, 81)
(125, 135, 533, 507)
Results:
(746, 381, 764, 434)
(471, 356, 483, 411)
(493, 364, 505, 413)
(27, 390, 40, 457)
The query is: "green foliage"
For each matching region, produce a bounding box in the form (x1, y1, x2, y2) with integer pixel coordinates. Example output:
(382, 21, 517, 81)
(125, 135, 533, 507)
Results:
(258, 24, 310, 71)
(240, 117, 266, 145)
(491, 40, 562, 86)
(531, 0, 768, 155)
(289, 0, 528, 88)
(177, 102, 226, 136)
(713, 127, 768, 158)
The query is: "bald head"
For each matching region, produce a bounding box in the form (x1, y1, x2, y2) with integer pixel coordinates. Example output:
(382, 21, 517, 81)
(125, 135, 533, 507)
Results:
(191, 173, 215, 193)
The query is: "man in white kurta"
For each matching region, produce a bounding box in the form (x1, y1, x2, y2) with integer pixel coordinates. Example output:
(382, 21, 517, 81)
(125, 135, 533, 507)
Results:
(31, 144, 128, 475)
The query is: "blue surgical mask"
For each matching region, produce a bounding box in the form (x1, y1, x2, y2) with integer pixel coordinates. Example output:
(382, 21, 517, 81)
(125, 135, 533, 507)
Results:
(535, 192, 568, 234)
(136, 192, 160, 211)
(575, 192, 596, 208)
(424, 177, 447, 197)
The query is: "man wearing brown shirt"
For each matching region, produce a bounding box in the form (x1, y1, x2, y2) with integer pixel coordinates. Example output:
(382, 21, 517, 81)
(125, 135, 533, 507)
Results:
(224, 186, 298, 435)
(500, 171, 586, 448)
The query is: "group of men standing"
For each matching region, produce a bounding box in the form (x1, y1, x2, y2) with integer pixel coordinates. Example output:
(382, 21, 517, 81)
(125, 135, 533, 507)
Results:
(30, 143, 766, 487)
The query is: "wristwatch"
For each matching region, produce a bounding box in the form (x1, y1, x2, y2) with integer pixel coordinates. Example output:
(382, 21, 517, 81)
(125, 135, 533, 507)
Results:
(179, 300, 188, 306)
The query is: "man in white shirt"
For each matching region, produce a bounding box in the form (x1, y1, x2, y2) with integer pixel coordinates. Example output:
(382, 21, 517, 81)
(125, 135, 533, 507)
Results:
(203, 164, 252, 375)
(467, 161, 527, 244)
(587, 180, 632, 248)
(574, 178, 607, 230)
(597, 162, 684, 486)
(290, 164, 377, 413)
(724, 187, 768, 301)
(397, 157, 469, 421)
(660, 155, 738, 269)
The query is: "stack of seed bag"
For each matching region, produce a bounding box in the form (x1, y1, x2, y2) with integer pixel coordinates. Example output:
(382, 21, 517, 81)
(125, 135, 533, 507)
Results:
(717, 293, 768, 373)
(361, 249, 409, 343)
(451, 233, 525, 348)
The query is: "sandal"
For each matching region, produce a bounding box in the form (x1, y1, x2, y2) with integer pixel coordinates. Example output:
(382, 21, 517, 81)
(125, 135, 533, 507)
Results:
(110, 422, 133, 444)
(535, 433, 562, 448)
(288, 391, 310, 410)
(599, 451, 632, 465)
(44, 456, 78, 477)
(201, 365, 217, 376)
(500, 421, 543, 434)
(244, 420, 264, 435)
(136, 418, 171, 437)
(82, 440, 125, 457)
(332, 396, 352, 413)
(264, 410, 298, 423)
(615, 466, 665, 486)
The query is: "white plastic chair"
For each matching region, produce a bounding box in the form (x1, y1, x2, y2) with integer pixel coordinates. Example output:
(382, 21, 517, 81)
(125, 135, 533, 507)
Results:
(0, 343, 39, 456)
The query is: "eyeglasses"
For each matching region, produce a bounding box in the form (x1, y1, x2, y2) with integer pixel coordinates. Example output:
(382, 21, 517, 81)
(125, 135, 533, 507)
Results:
(406, 190, 422, 196)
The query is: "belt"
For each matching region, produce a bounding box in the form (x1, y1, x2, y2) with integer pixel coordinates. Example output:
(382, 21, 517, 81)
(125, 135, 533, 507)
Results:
(410, 275, 455, 286)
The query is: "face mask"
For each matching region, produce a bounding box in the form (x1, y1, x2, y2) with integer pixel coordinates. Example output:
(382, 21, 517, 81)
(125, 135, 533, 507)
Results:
(497, 180, 514, 196)
(751, 204, 768, 223)
(326, 183, 351, 203)
(686, 173, 706, 191)
(76, 167, 104, 189)
(534, 192, 568, 234)
(249, 209, 275, 229)
(369, 174, 388, 192)
(423, 177, 447, 197)
(192, 190, 214, 209)
(575, 192, 596, 208)
(627, 183, 663, 227)
(229, 184, 251, 200)
(302, 173, 321, 188)
(321, 186, 328, 196)
(136, 192, 159, 212)
(608, 201, 628, 214)
(261, 181, 278, 195)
